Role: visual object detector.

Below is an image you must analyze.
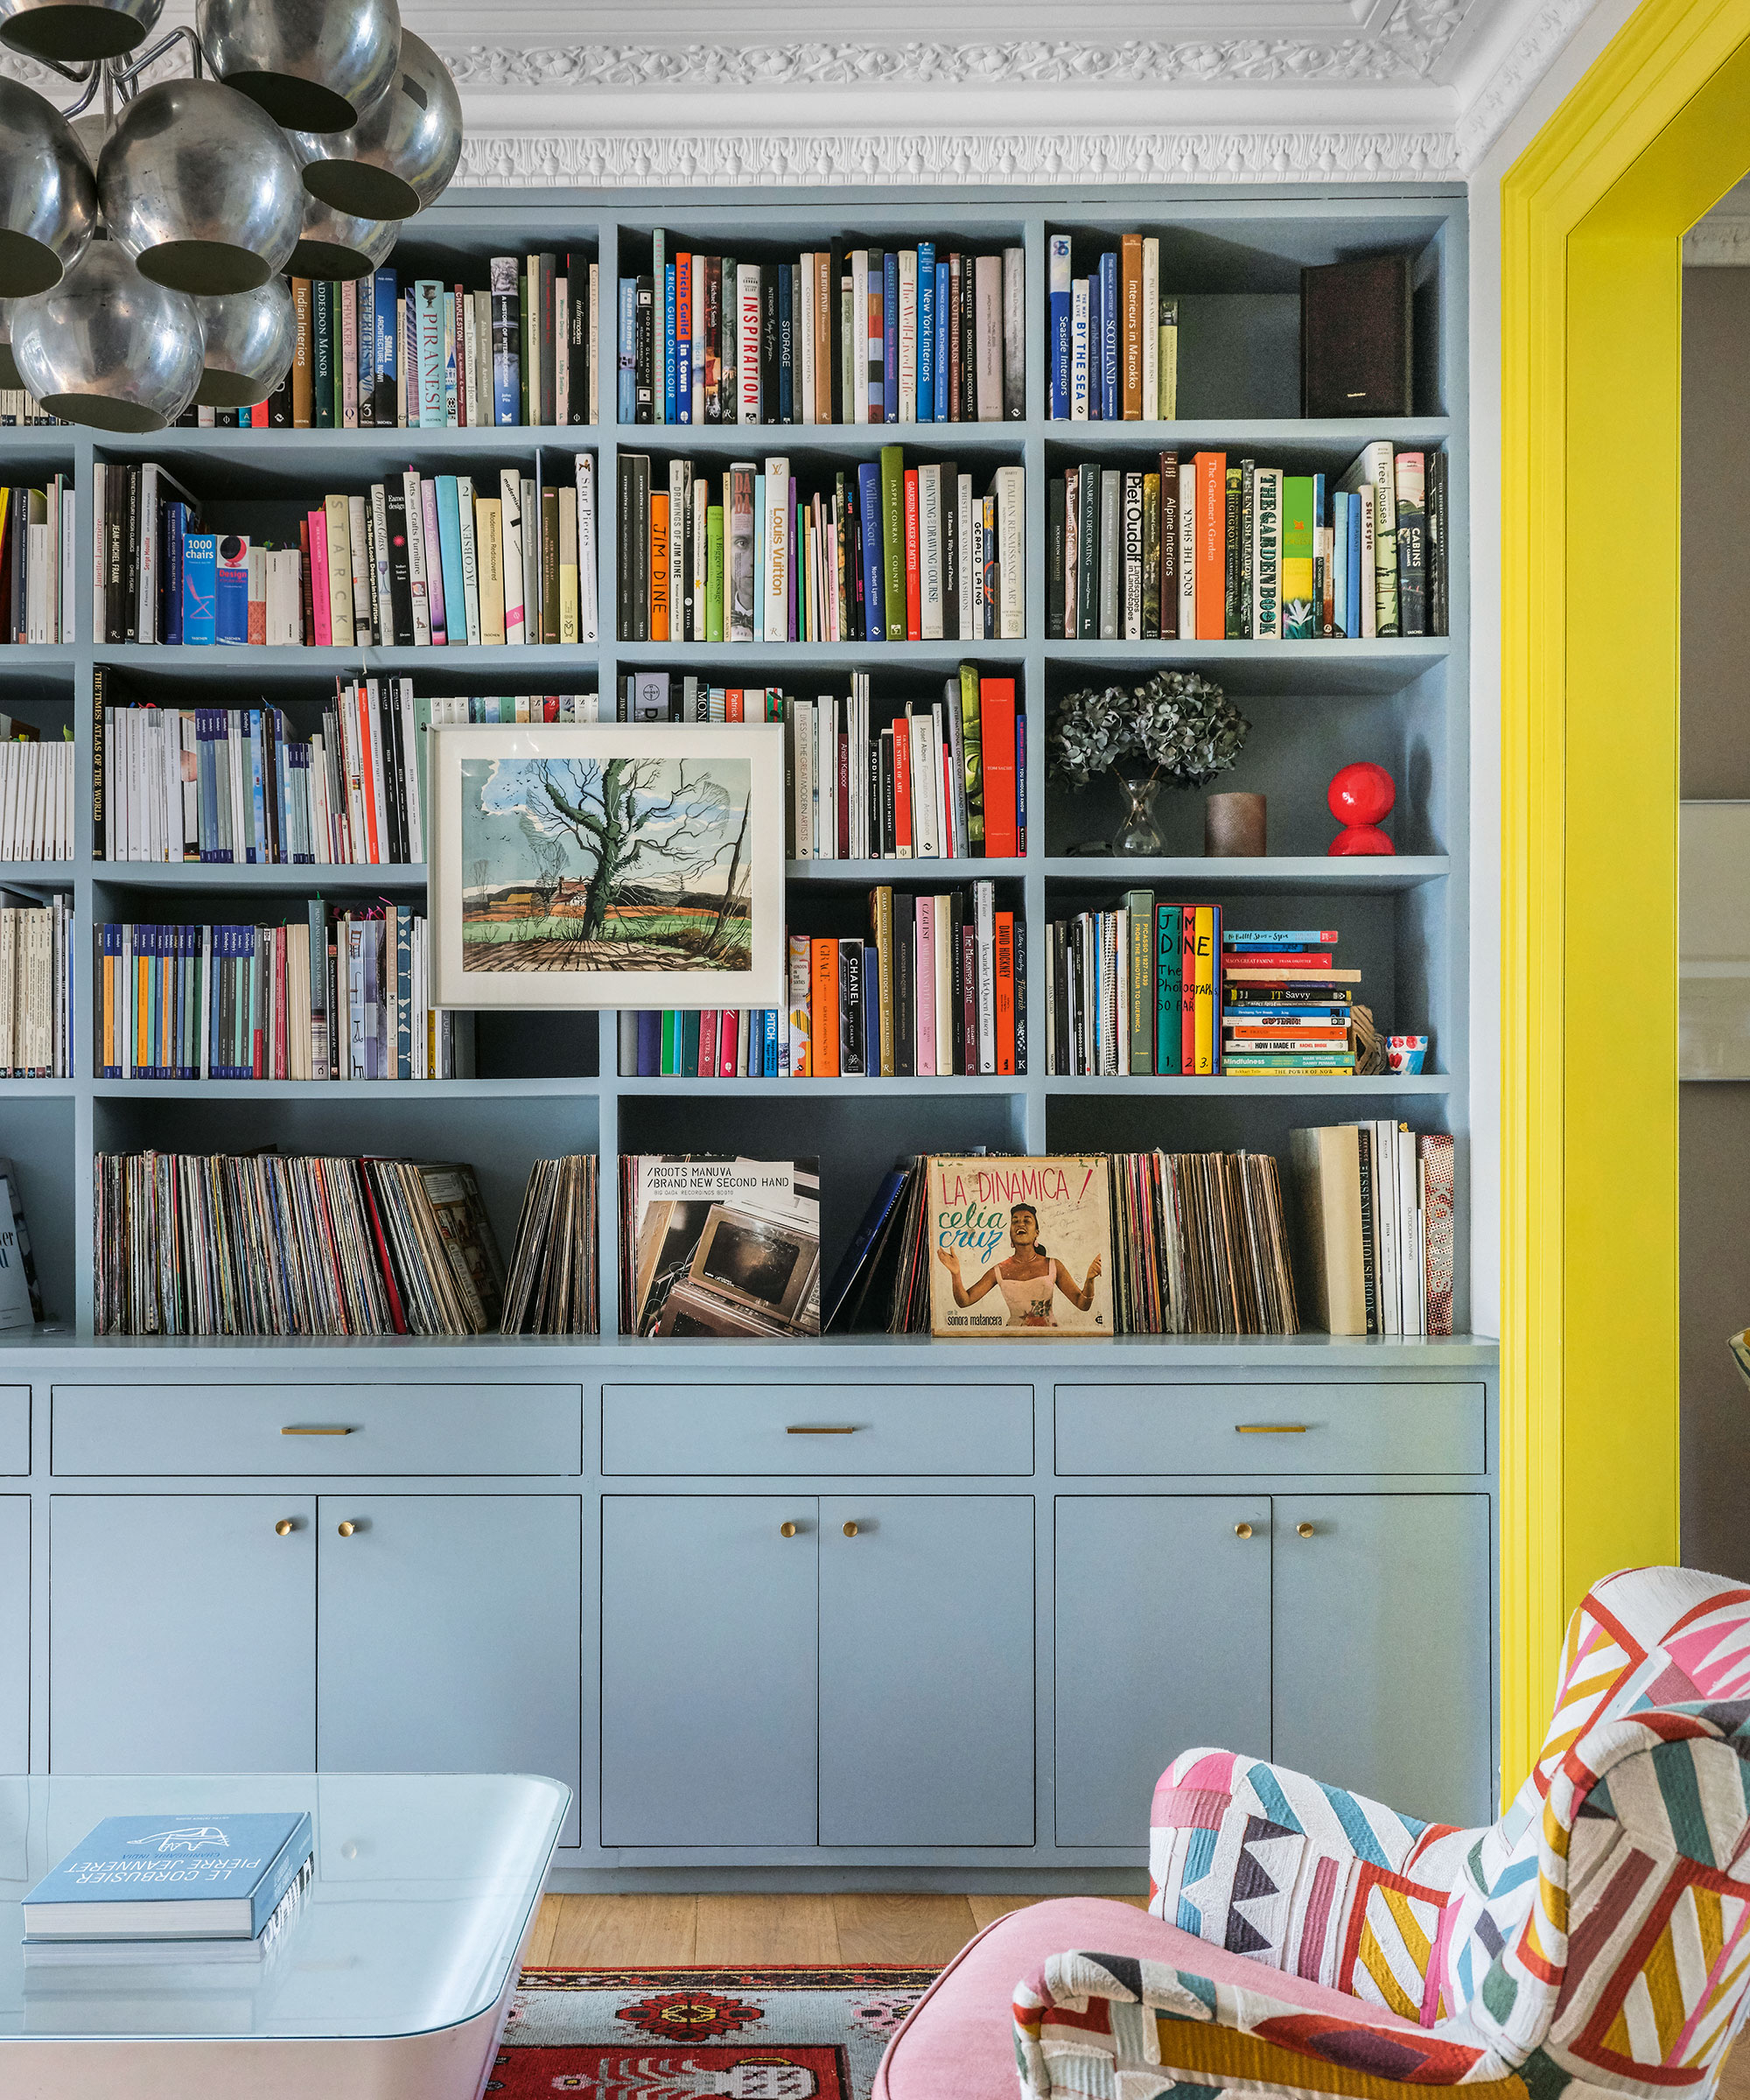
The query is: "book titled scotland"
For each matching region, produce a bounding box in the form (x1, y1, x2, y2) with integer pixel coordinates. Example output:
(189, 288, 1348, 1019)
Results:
(23, 1812, 312, 1941)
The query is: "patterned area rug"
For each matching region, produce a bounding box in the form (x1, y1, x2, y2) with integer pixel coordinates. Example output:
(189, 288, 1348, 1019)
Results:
(496, 1964, 939, 2099)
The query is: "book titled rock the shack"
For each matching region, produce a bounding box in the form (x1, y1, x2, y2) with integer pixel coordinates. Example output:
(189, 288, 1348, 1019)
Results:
(928, 1155, 1113, 1338)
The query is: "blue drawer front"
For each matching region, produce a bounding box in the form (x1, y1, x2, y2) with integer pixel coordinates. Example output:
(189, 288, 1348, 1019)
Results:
(601, 1383, 1034, 1476)
(0, 1388, 26, 1475)
(1055, 1383, 1486, 1476)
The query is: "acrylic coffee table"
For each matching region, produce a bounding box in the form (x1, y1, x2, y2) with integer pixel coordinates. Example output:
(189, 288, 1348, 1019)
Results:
(0, 1770, 569, 2098)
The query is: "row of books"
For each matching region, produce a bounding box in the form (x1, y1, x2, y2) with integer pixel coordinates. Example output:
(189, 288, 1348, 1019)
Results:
(0, 893, 71, 1077)
(1046, 912, 1365, 1078)
(94, 1151, 506, 1336)
(0, 736, 74, 861)
(616, 450, 1024, 644)
(0, 391, 54, 427)
(1046, 234, 1179, 422)
(501, 1154, 598, 1335)
(93, 906, 465, 1081)
(1109, 1150, 1297, 1336)
(622, 239, 1025, 427)
(1046, 442, 1446, 641)
(93, 457, 598, 648)
(1291, 1121, 1454, 1335)
(0, 481, 75, 643)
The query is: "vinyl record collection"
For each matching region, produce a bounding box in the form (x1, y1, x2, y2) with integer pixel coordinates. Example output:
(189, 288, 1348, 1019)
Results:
(0, 480, 75, 642)
(500, 1156, 599, 1335)
(93, 1152, 507, 1337)
(0, 734, 74, 861)
(0, 892, 72, 1077)
(1108, 1150, 1298, 1336)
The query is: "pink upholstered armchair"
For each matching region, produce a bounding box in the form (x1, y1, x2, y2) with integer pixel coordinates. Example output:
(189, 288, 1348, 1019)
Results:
(875, 1566, 1750, 2100)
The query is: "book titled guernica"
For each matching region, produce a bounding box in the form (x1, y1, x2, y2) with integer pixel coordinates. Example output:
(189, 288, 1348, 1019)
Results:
(22, 1813, 313, 1942)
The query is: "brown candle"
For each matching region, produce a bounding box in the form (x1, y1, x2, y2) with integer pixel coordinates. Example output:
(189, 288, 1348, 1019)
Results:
(1205, 792, 1267, 858)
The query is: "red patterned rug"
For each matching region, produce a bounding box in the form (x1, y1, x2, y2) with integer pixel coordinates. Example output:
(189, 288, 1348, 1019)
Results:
(497, 1965, 940, 2099)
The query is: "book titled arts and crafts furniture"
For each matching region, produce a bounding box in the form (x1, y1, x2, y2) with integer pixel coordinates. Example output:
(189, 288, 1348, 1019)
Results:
(23, 1814, 313, 1943)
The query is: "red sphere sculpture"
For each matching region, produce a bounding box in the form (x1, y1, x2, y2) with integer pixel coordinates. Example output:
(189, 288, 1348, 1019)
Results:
(1327, 762, 1396, 856)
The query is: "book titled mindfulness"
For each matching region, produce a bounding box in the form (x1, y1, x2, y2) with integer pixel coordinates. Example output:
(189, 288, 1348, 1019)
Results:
(23, 1812, 312, 1942)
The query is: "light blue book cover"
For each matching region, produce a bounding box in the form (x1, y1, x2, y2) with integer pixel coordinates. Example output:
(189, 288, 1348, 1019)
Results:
(435, 476, 466, 645)
(663, 261, 677, 424)
(24, 1812, 312, 1938)
(934, 262, 950, 422)
(181, 533, 216, 646)
(916, 244, 934, 424)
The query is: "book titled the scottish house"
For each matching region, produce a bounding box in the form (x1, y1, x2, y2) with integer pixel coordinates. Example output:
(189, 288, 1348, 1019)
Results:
(23, 1813, 312, 1941)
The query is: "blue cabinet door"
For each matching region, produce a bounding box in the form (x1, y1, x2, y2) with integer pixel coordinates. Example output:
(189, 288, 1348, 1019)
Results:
(49, 1494, 316, 1774)
(1272, 1493, 1492, 1828)
(1054, 1495, 1272, 1846)
(316, 1496, 583, 1846)
(601, 1496, 818, 1847)
(818, 1494, 1034, 1846)
(0, 1498, 26, 1771)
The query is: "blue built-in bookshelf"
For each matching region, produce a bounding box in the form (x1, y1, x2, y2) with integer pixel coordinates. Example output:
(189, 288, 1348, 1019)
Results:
(0, 186, 1494, 1883)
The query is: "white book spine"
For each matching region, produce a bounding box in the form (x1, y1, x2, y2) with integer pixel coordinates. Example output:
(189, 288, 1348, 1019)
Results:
(1070, 278, 1089, 421)
(799, 255, 817, 430)
(498, 467, 524, 643)
(996, 466, 1024, 640)
(738, 264, 761, 424)
(957, 474, 975, 642)
(575, 454, 597, 644)
(1141, 237, 1159, 419)
(1358, 483, 1378, 638)
(897, 249, 917, 423)
(975, 880, 997, 1074)
(1178, 463, 1197, 640)
(919, 466, 943, 641)
(816, 695, 835, 858)
(402, 472, 430, 646)
(763, 458, 789, 644)
(850, 252, 870, 424)
(137, 466, 158, 646)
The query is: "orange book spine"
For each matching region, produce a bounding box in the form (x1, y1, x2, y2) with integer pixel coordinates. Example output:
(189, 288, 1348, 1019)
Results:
(1194, 451, 1226, 640)
(1121, 234, 1143, 418)
(810, 937, 840, 1075)
(904, 468, 922, 640)
(725, 689, 744, 723)
(995, 911, 1016, 1074)
(649, 490, 669, 642)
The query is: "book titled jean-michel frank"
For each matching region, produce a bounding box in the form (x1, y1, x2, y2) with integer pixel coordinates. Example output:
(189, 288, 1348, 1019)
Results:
(928, 1154, 1113, 1339)
(23, 1813, 313, 1941)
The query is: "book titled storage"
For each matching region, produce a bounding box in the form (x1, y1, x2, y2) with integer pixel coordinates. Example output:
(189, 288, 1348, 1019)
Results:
(928, 1154, 1113, 1338)
(24, 1813, 312, 1942)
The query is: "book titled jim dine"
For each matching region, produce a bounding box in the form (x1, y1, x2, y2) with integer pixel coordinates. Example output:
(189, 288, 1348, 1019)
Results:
(24, 1812, 312, 1941)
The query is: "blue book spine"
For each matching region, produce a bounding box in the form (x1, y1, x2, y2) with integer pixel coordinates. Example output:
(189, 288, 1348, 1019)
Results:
(164, 505, 186, 645)
(916, 246, 935, 424)
(1050, 296, 1072, 420)
(617, 277, 637, 424)
(181, 534, 216, 646)
(248, 710, 265, 865)
(373, 268, 397, 418)
(857, 461, 885, 640)
(933, 262, 950, 422)
(676, 266, 692, 424)
(882, 252, 899, 420)
(1348, 486, 1363, 639)
(762, 1005, 778, 1076)
(1098, 255, 1118, 420)
(1085, 277, 1102, 420)
(777, 263, 793, 424)
(663, 261, 677, 424)
(636, 1009, 660, 1076)
(435, 475, 466, 645)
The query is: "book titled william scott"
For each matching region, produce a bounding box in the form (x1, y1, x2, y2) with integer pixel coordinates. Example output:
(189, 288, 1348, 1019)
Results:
(22, 1812, 312, 1941)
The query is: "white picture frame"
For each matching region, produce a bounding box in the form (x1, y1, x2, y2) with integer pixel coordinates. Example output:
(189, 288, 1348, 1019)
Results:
(427, 723, 786, 1010)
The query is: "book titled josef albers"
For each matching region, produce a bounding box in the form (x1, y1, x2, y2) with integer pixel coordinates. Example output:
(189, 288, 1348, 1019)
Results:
(928, 1155, 1113, 1338)
(23, 1813, 313, 1942)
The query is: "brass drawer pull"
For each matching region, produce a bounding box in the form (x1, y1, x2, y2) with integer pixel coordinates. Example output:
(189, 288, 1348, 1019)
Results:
(786, 1425, 859, 1434)
(1233, 1522, 1253, 1539)
(282, 1424, 355, 1436)
(1235, 1424, 1308, 1434)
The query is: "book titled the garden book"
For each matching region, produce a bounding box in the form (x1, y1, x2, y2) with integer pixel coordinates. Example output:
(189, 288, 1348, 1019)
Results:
(23, 1813, 312, 1941)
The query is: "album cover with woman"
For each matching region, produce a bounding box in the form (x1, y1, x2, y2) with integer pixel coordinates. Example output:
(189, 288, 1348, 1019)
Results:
(927, 1156, 1114, 1338)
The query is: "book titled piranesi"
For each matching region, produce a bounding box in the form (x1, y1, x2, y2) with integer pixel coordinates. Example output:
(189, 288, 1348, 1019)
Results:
(928, 1154, 1113, 1339)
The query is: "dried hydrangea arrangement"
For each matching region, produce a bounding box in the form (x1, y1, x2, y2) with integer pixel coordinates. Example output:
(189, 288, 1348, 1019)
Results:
(1048, 670, 1250, 791)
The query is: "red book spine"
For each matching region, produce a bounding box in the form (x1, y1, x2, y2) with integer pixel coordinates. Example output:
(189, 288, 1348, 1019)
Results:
(892, 719, 914, 856)
(961, 923, 977, 1061)
(726, 689, 744, 723)
(355, 1164, 410, 1334)
(1180, 906, 1197, 1074)
(978, 677, 1018, 857)
(810, 939, 840, 1075)
(699, 1006, 717, 1074)
(718, 1010, 737, 1076)
(837, 728, 850, 853)
(903, 468, 922, 640)
(298, 517, 314, 645)
(995, 912, 1016, 1074)
(1194, 450, 1226, 640)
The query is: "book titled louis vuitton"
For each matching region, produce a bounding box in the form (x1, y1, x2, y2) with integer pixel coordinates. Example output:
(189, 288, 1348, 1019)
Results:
(24, 1813, 312, 1942)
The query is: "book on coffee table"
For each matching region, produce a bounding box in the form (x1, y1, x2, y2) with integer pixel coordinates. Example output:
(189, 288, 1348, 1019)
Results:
(23, 1813, 313, 1942)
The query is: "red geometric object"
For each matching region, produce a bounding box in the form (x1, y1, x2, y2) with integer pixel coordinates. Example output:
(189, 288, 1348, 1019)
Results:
(1326, 761, 1395, 827)
(1329, 823, 1396, 857)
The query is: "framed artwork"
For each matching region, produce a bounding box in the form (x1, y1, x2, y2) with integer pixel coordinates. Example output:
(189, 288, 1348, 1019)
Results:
(426, 724, 786, 1009)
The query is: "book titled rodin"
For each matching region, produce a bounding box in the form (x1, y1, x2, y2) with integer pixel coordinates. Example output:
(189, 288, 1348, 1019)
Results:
(23, 1813, 313, 1942)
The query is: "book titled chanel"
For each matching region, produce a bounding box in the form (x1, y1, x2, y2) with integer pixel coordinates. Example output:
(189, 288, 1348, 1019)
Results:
(23, 1813, 313, 1941)
(928, 1154, 1113, 1338)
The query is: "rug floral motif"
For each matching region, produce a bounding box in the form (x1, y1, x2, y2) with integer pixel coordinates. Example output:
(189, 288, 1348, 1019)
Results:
(498, 1964, 939, 2100)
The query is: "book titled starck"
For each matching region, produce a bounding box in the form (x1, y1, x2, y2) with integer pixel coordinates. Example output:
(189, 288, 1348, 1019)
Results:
(22, 1812, 312, 1942)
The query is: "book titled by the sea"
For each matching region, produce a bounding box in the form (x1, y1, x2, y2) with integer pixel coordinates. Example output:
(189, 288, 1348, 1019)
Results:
(22, 1813, 313, 1941)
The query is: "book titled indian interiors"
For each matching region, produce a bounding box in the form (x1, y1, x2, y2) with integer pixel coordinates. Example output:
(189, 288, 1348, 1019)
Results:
(23, 1813, 312, 1941)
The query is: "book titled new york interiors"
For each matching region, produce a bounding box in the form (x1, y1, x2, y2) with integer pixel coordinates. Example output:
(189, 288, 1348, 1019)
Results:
(23, 1813, 312, 1941)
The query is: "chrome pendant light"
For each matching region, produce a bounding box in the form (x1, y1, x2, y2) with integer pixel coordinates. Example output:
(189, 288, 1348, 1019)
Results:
(291, 28, 459, 220)
(192, 276, 293, 406)
(0, 0, 160, 61)
(286, 191, 395, 280)
(0, 78, 97, 297)
(198, 0, 401, 134)
(99, 77, 303, 294)
(10, 237, 201, 430)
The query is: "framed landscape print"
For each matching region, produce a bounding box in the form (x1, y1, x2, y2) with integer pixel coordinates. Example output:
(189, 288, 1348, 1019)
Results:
(427, 724, 786, 1010)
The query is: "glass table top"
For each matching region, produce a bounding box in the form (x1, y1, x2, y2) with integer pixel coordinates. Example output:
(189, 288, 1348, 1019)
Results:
(0, 1773, 570, 2042)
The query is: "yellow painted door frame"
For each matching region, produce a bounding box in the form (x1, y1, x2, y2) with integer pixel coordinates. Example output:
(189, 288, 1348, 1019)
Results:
(1502, 0, 1750, 1792)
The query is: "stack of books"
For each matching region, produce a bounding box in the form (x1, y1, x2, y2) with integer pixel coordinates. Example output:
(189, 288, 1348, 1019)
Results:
(500, 1155, 599, 1335)
(0, 889, 72, 1077)
(94, 456, 598, 648)
(1222, 928, 1359, 1076)
(1290, 1123, 1454, 1335)
(0, 479, 75, 641)
(1046, 441, 1447, 641)
(1046, 233, 1179, 421)
(94, 1152, 505, 1334)
(623, 237, 1024, 425)
(619, 1005, 788, 1082)
(616, 450, 1024, 643)
(1109, 1150, 1299, 1336)
(0, 731, 74, 859)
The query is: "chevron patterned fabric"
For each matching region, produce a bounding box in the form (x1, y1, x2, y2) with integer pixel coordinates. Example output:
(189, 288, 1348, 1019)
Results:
(1014, 1566, 1750, 2100)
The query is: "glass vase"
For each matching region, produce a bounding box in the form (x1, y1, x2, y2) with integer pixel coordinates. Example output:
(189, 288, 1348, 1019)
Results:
(1110, 768, 1164, 857)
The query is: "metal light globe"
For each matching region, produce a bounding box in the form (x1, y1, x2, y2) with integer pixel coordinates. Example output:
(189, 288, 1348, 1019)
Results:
(99, 77, 303, 296)
(0, 79, 97, 297)
(10, 239, 201, 431)
(286, 192, 395, 280)
(193, 276, 294, 407)
(198, 0, 402, 134)
(291, 29, 460, 220)
(0, 0, 160, 60)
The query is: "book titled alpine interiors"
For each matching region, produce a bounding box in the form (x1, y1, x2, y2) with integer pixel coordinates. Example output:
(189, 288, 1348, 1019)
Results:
(927, 1154, 1113, 1338)
(24, 1812, 313, 1941)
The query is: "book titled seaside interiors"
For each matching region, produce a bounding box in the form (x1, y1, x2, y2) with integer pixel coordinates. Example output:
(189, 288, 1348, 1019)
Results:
(23, 1813, 312, 1942)
(928, 1155, 1113, 1338)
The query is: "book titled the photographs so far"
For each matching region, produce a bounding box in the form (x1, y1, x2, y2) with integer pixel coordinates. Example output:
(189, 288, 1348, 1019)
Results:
(927, 1153, 1114, 1339)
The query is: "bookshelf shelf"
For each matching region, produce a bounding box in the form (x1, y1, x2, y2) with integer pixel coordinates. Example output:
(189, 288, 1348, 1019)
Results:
(92, 644, 600, 682)
(1041, 417, 1453, 452)
(1042, 1074, 1452, 1097)
(785, 858, 1029, 884)
(614, 640, 1026, 668)
(614, 1074, 1026, 1097)
(1041, 855, 1450, 891)
(95, 862, 430, 888)
(1042, 639, 1447, 696)
(614, 421, 1025, 454)
(91, 1076, 597, 1099)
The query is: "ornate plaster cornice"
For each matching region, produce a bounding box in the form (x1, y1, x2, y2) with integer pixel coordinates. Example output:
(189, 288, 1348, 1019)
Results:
(1451, 0, 1595, 164)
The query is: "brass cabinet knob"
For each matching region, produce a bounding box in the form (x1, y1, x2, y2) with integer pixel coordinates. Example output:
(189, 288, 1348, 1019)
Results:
(780, 1522, 797, 1538)
(1297, 1522, 1315, 1538)
(1233, 1522, 1253, 1539)
(338, 1521, 358, 1537)
(842, 1521, 859, 1537)
(275, 1519, 295, 1536)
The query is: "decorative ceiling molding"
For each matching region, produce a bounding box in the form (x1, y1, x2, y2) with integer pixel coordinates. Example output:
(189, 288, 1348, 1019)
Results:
(1450, 0, 1594, 164)
(1685, 217, 1750, 266)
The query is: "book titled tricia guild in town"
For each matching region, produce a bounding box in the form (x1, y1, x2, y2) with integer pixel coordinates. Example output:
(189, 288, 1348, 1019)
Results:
(928, 1155, 1113, 1338)
(23, 1813, 312, 1941)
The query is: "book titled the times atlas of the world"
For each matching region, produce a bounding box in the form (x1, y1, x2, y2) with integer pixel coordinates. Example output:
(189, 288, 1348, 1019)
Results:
(927, 1155, 1114, 1339)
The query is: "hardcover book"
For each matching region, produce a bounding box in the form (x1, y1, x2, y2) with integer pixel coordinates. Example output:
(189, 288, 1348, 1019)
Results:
(927, 1154, 1113, 1338)
(24, 1813, 312, 1942)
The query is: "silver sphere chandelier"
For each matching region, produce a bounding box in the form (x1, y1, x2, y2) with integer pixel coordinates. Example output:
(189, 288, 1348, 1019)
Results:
(0, 0, 464, 430)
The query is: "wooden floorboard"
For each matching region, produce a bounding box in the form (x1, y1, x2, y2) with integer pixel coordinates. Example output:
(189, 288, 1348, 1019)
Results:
(695, 1893, 844, 1965)
(832, 1893, 980, 1965)
(544, 1894, 698, 1966)
(1719, 2040, 1750, 2100)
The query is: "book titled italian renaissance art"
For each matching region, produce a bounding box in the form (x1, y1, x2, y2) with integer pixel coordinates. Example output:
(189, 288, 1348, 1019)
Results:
(927, 1154, 1113, 1338)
